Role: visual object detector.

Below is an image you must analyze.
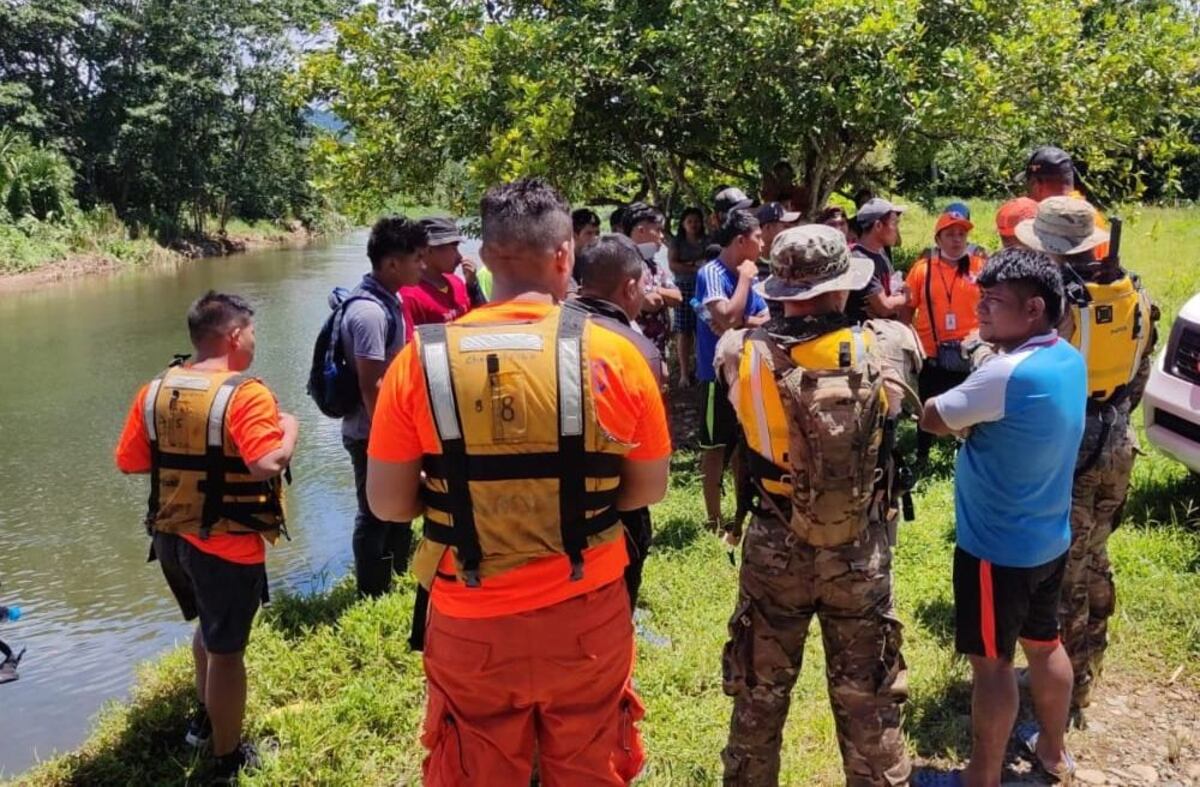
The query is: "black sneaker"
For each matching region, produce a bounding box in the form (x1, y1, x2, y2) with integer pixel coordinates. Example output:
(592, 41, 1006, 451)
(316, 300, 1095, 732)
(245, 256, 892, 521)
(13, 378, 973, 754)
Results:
(212, 742, 260, 785)
(185, 706, 212, 748)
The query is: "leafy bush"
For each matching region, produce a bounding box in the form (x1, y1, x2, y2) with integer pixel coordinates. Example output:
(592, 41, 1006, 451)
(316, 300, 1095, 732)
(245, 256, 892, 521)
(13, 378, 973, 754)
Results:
(0, 129, 78, 222)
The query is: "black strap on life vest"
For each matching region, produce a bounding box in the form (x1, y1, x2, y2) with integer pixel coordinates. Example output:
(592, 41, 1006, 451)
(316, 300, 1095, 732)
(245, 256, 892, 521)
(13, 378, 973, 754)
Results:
(556, 307, 589, 580)
(417, 323, 485, 587)
(421, 451, 622, 482)
(144, 371, 168, 536)
(200, 374, 249, 540)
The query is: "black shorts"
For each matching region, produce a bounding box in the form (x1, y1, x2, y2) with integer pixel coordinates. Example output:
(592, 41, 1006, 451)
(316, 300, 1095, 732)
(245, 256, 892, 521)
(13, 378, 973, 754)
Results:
(700, 379, 737, 449)
(953, 547, 1066, 661)
(153, 532, 266, 655)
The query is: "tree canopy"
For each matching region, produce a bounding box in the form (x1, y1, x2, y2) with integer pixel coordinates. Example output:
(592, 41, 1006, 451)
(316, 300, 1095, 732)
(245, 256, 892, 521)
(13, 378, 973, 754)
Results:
(0, 0, 345, 235)
(300, 0, 1200, 217)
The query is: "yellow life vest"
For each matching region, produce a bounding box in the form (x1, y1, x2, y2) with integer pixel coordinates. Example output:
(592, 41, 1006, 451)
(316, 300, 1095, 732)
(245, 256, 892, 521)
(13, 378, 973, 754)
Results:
(143, 367, 286, 542)
(1065, 273, 1153, 403)
(411, 306, 629, 588)
(733, 325, 887, 547)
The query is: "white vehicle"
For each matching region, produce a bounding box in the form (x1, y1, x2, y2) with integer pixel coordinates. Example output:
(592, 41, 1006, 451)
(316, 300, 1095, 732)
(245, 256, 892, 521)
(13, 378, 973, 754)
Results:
(1143, 294, 1200, 473)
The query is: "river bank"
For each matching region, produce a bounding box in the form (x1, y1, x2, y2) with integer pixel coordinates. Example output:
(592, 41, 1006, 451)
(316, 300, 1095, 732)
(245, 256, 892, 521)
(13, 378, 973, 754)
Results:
(0, 220, 319, 294)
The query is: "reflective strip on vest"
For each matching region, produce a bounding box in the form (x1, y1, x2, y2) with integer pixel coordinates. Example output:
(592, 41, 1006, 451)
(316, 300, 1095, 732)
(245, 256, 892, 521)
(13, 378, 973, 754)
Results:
(1077, 304, 1092, 361)
(207, 381, 239, 448)
(460, 333, 545, 352)
(422, 338, 462, 442)
(851, 327, 867, 369)
(558, 333, 583, 438)
(748, 342, 773, 459)
(143, 377, 164, 441)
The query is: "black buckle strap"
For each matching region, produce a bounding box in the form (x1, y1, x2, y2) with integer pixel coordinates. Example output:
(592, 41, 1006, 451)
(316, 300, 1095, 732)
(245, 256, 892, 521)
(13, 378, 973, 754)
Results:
(421, 451, 622, 482)
(419, 323, 484, 587)
(199, 374, 248, 540)
(420, 485, 618, 515)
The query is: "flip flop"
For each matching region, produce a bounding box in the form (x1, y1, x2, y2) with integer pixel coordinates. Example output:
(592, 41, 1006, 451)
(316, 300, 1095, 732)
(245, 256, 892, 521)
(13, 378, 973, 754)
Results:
(911, 769, 965, 787)
(1015, 721, 1077, 784)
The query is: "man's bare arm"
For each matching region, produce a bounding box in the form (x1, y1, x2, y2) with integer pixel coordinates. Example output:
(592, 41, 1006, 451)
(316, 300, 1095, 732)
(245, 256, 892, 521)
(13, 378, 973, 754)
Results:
(367, 458, 424, 522)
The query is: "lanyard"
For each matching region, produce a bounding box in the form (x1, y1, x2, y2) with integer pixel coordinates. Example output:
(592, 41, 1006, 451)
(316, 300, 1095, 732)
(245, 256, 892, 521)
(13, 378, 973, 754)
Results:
(934, 253, 962, 308)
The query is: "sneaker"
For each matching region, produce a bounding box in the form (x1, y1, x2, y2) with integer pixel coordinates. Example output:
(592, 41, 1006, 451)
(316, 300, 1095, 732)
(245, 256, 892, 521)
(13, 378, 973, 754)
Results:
(212, 742, 260, 785)
(185, 706, 212, 748)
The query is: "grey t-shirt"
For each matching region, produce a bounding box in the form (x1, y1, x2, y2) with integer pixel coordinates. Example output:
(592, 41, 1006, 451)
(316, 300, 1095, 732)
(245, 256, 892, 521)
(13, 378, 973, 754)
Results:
(340, 283, 406, 441)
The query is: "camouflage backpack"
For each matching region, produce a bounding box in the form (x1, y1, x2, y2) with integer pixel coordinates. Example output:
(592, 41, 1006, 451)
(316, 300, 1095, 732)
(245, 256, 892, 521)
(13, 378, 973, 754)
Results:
(749, 326, 887, 547)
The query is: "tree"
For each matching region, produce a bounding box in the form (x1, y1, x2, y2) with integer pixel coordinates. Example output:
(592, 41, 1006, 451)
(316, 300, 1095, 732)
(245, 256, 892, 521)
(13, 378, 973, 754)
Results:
(0, 0, 343, 234)
(300, 0, 1200, 216)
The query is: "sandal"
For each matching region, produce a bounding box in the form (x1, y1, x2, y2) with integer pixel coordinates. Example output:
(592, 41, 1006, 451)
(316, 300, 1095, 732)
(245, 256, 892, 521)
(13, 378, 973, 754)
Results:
(1016, 721, 1077, 783)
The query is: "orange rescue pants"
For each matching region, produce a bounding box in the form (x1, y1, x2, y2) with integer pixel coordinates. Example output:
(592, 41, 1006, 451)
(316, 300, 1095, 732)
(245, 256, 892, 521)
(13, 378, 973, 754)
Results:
(420, 578, 645, 786)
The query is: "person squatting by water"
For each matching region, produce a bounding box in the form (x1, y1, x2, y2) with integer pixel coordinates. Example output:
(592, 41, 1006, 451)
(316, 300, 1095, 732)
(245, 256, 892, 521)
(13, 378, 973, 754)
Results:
(116, 291, 298, 783)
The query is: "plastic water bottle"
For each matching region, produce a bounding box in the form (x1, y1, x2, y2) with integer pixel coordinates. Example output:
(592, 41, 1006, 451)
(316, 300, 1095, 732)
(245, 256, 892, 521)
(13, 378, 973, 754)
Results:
(0, 606, 21, 623)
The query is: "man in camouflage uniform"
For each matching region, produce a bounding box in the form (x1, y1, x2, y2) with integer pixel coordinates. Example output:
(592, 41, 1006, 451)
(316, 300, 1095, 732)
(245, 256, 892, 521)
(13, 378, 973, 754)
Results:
(716, 225, 920, 786)
(1015, 197, 1159, 713)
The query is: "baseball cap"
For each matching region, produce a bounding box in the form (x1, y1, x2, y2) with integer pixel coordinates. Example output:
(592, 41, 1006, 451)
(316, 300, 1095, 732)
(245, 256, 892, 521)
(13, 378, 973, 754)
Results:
(714, 187, 754, 215)
(995, 197, 1039, 238)
(934, 207, 973, 236)
(756, 224, 872, 302)
(1014, 196, 1109, 255)
(1025, 146, 1074, 180)
(419, 216, 464, 246)
(854, 197, 907, 228)
(944, 201, 971, 220)
(756, 202, 801, 225)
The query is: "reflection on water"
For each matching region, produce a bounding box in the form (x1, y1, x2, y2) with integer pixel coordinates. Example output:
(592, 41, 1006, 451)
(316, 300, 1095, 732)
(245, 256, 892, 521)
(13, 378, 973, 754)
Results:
(0, 231, 443, 775)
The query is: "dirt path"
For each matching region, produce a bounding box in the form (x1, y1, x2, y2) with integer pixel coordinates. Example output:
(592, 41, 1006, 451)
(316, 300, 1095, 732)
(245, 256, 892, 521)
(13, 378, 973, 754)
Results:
(918, 670, 1200, 786)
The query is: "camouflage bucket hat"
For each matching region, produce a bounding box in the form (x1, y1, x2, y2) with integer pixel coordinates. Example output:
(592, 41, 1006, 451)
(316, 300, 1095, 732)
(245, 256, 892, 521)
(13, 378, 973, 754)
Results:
(756, 224, 872, 301)
(1015, 196, 1109, 255)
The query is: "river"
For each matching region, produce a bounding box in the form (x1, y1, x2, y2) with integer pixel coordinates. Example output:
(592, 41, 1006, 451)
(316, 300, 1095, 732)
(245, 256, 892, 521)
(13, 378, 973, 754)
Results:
(0, 231, 457, 776)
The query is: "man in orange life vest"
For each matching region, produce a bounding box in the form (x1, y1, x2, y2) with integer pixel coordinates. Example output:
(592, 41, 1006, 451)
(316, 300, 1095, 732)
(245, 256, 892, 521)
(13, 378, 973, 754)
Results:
(115, 291, 298, 783)
(367, 179, 671, 785)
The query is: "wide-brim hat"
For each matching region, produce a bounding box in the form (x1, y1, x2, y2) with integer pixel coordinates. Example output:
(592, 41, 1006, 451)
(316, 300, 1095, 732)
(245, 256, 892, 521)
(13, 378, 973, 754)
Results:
(755, 224, 874, 301)
(1014, 196, 1109, 255)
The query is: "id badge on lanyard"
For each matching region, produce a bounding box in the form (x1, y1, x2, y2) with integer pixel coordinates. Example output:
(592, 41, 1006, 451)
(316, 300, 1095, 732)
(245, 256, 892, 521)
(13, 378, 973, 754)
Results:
(944, 313, 957, 331)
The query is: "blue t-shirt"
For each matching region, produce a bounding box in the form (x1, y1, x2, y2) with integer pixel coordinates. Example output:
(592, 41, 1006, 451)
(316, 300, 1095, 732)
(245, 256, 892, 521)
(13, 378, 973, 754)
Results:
(932, 333, 1086, 567)
(694, 259, 769, 382)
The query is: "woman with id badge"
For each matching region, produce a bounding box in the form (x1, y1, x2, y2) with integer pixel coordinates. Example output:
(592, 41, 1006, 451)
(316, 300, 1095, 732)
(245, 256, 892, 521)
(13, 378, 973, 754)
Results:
(906, 205, 989, 465)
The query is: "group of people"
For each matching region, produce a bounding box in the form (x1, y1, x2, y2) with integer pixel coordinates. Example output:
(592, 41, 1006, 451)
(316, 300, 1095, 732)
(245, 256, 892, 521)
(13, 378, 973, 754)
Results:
(113, 145, 1157, 786)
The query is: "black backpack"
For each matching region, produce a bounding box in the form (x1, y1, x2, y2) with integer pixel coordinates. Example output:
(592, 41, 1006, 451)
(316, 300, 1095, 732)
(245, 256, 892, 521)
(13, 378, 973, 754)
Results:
(307, 284, 398, 418)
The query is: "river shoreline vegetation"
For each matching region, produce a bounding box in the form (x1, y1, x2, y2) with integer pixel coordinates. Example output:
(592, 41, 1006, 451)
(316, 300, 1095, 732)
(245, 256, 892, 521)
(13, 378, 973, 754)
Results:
(0, 0, 351, 279)
(16, 202, 1200, 786)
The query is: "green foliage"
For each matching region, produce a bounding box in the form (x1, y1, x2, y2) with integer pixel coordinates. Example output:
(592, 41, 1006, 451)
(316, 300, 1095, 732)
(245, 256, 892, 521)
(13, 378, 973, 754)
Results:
(0, 0, 344, 234)
(0, 129, 78, 222)
(300, 0, 1200, 216)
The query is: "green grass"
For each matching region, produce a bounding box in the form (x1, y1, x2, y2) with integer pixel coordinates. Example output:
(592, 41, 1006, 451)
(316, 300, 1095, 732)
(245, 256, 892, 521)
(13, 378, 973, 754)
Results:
(16, 204, 1200, 786)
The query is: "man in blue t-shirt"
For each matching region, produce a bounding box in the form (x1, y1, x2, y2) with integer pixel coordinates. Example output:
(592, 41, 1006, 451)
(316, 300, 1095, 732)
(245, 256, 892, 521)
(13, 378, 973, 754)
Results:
(920, 248, 1085, 787)
(694, 210, 768, 535)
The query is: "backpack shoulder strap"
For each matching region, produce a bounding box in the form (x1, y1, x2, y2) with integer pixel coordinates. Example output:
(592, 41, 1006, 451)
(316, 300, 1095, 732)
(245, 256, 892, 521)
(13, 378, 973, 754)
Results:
(746, 327, 794, 374)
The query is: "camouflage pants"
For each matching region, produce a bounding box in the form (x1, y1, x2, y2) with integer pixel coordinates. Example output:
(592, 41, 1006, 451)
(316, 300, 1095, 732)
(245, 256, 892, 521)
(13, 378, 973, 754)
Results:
(721, 515, 910, 787)
(1061, 416, 1136, 708)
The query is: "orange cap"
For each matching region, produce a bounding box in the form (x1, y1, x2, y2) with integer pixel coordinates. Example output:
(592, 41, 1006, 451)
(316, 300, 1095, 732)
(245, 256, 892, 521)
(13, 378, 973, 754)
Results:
(996, 197, 1038, 238)
(934, 211, 973, 236)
